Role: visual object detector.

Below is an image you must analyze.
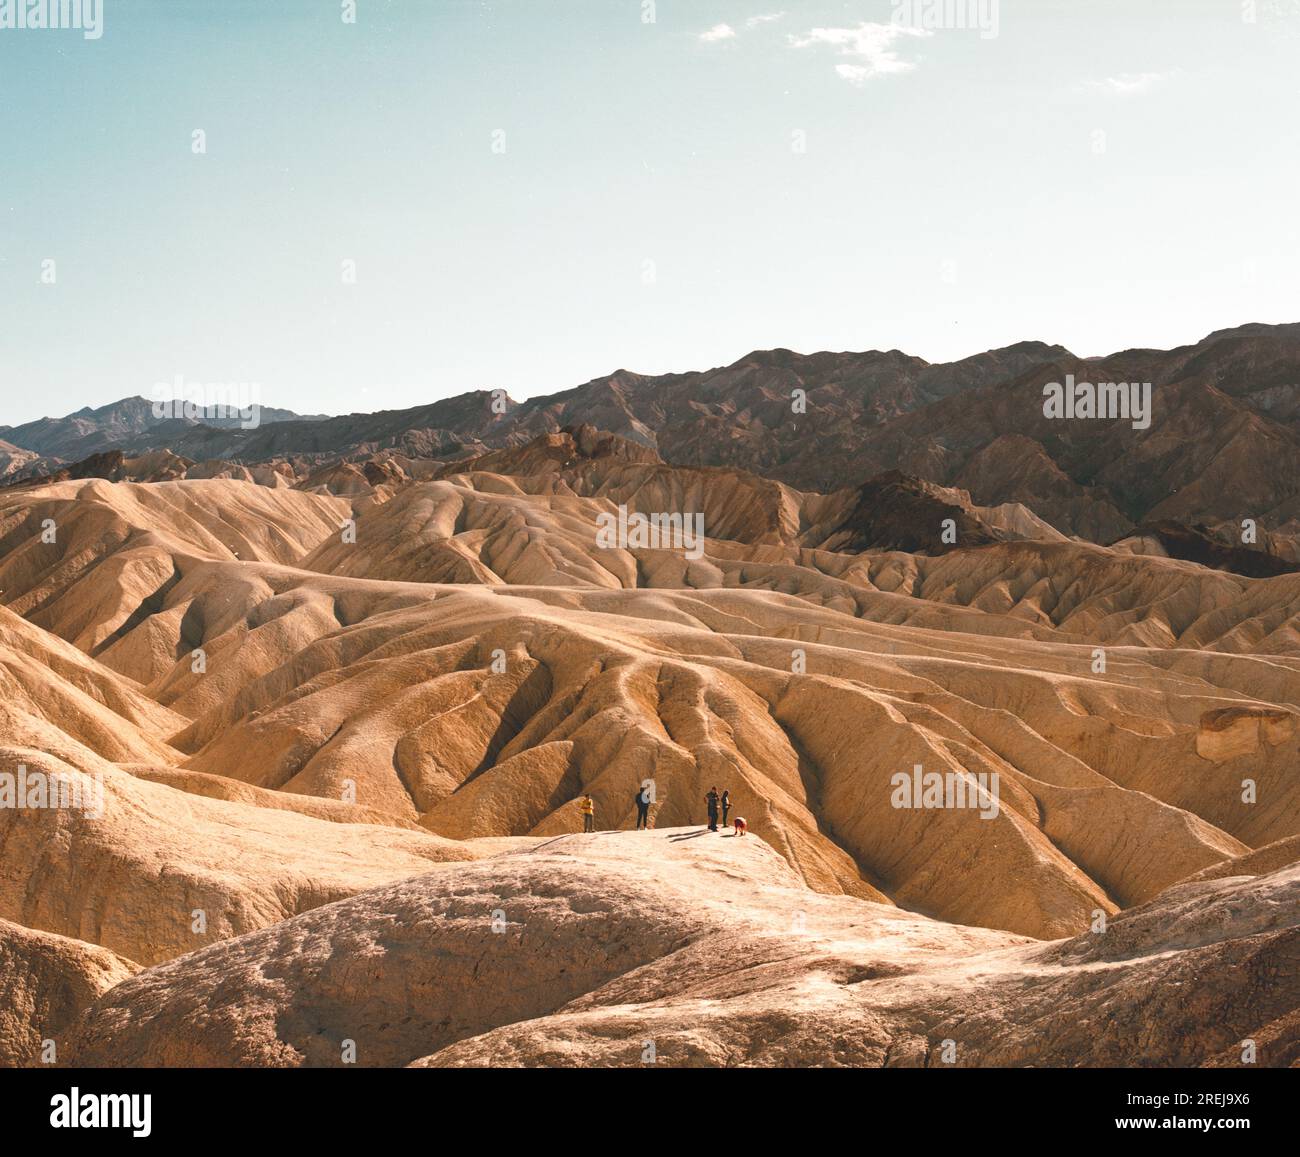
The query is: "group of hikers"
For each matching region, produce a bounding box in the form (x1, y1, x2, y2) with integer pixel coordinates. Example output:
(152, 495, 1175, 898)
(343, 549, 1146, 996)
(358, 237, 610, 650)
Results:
(576, 784, 745, 835)
(704, 785, 731, 831)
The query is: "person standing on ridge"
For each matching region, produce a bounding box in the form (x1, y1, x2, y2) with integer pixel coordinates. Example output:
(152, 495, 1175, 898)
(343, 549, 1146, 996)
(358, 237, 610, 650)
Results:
(634, 785, 652, 830)
(720, 788, 731, 828)
(705, 786, 720, 832)
(580, 793, 595, 833)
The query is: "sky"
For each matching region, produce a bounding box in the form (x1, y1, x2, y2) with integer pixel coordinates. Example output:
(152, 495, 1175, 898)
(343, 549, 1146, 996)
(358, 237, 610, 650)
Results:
(1, 0, 1298, 425)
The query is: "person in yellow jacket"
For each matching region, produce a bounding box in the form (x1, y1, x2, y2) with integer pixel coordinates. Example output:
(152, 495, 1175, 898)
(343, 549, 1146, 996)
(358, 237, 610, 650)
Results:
(580, 793, 595, 833)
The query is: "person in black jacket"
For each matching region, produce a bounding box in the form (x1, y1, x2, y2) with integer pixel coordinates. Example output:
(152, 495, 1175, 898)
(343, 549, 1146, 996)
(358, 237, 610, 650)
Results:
(705, 786, 720, 832)
(634, 785, 652, 830)
(720, 788, 731, 827)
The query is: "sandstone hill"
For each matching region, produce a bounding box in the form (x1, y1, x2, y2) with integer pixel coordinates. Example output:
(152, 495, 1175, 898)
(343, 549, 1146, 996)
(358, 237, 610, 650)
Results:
(47, 830, 1300, 1068)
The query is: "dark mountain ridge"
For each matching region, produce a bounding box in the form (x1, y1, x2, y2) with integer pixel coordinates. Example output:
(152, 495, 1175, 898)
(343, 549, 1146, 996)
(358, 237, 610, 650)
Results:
(4, 323, 1298, 551)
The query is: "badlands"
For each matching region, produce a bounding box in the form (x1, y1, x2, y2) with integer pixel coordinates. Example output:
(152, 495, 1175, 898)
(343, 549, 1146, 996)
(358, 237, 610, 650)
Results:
(0, 421, 1296, 1068)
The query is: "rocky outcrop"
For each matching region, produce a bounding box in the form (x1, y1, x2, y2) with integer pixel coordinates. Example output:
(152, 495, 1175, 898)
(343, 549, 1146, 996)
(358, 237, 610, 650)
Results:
(0, 919, 139, 1067)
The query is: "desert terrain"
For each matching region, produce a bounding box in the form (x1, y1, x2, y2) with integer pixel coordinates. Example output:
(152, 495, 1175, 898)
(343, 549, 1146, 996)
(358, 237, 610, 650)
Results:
(1, 327, 1297, 1068)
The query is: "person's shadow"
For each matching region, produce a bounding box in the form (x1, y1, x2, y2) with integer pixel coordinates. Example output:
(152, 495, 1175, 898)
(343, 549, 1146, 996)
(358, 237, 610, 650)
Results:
(668, 828, 713, 841)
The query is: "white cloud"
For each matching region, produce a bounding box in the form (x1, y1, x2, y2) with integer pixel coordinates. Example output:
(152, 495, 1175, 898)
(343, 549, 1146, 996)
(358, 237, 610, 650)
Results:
(746, 12, 786, 28)
(1084, 71, 1171, 97)
(699, 23, 737, 43)
(789, 22, 931, 83)
(835, 64, 872, 85)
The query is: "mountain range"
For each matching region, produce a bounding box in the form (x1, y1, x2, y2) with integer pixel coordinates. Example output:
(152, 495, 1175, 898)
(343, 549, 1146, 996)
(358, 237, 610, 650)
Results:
(4, 322, 1298, 569)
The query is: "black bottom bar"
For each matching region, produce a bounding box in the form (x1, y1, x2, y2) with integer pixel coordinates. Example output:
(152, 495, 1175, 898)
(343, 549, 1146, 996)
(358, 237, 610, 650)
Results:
(3, 1066, 1289, 1143)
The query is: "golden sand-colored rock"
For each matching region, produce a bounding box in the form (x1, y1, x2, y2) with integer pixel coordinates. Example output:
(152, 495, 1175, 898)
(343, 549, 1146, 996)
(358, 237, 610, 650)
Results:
(118, 763, 427, 830)
(0, 604, 185, 765)
(0, 460, 1294, 1067)
(0, 918, 139, 1067)
(0, 471, 1294, 940)
(56, 830, 1298, 1068)
(0, 747, 515, 965)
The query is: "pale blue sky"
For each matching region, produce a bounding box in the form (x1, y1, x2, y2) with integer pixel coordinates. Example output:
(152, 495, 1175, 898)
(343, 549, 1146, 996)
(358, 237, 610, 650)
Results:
(1, 0, 1297, 425)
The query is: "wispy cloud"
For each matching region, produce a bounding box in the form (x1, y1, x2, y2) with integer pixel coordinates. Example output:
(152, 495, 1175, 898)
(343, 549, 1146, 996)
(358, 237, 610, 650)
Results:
(1084, 71, 1172, 97)
(746, 12, 786, 28)
(789, 22, 931, 84)
(699, 23, 737, 43)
